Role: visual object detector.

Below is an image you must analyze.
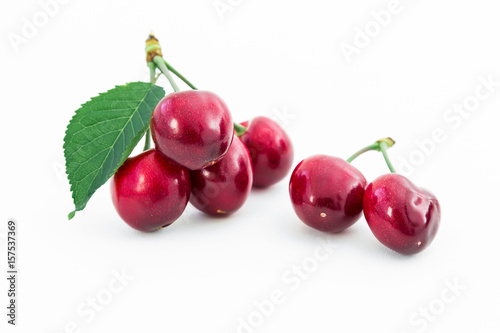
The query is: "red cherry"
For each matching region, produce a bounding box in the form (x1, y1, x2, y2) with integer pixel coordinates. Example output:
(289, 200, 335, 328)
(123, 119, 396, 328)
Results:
(363, 174, 441, 255)
(110, 149, 190, 232)
(289, 155, 367, 233)
(189, 135, 252, 215)
(240, 116, 293, 187)
(151, 90, 233, 170)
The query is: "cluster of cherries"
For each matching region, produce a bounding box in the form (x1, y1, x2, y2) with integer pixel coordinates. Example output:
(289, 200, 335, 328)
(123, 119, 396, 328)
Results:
(111, 92, 293, 232)
(289, 138, 441, 255)
(111, 35, 293, 232)
(110, 35, 440, 256)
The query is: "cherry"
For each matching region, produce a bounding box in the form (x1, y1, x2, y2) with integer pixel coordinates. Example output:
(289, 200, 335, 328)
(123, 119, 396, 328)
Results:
(343, 137, 441, 255)
(239, 116, 293, 188)
(189, 134, 253, 215)
(151, 90, 233, 170)
(110, 149, 190, 232)
(289, 155, 367, 233)
(363, 174, 441, 255)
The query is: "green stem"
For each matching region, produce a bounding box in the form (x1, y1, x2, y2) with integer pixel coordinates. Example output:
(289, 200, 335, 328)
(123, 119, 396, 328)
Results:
(143, 127, 152, 152)
(164, 59, 198, 90)
(379, 141, 396, 173)
(158, 57, 247, 136)
(234, 123, 247, 136)
(346, 143, 379, 163)
(143, 62, 156, 151)
(148, 62, 157, 83)
(153, 56, 180, 92)
(145, 34, 243, 133)
(346, 137, 397, 173)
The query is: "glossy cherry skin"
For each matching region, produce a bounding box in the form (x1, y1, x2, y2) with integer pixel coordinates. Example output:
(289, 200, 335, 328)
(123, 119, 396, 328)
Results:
(240, 116, 293, 187)
(110, 149, 190, 232)
(363, 174, 441, 255)
(289, 155, 367, 233)
(189, 135, 252, 215)
(151, 90, 233, 170)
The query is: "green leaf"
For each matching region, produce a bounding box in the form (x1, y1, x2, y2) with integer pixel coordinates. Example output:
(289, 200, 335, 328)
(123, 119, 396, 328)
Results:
(63, 82, 165, 220)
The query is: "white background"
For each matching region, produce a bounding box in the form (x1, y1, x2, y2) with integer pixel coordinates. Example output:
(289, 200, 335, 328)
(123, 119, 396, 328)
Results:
(1, 0, 499, 332)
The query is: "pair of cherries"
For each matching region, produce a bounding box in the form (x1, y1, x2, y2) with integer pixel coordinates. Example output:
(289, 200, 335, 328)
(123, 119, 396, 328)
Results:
(289, 138, 441, 255)
(111, 90, 294, 232)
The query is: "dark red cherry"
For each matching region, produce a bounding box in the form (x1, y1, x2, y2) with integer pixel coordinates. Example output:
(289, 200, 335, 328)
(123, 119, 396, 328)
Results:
(363, 174, 441, 255)
(110, 149, 190, 232)
(289, 155, 367, 233)
(189, 135, 252, 215)
(151, 90, 233, 170)
(240, 116, 293, 187)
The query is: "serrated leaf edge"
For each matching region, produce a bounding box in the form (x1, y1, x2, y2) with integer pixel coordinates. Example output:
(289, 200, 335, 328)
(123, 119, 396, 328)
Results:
(63, 82, 165, 219)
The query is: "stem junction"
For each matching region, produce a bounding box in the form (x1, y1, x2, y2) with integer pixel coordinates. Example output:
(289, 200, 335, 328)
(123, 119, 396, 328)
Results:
(145, 33, 246, 138)
(346, 137, 396, 173)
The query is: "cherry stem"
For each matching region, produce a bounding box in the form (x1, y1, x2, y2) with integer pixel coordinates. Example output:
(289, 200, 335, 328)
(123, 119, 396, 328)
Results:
(145, 33, 245, 136)
(153, 56, 180, 92)
(379, 140, 396, 173)
(163, 59, 197, 90)
(234, 123, 247, 136)
(143, 62, 157, 151)
(158, 57, 247, 136)
(346, 137, 397, 173)
(346, 143, 380, 163)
